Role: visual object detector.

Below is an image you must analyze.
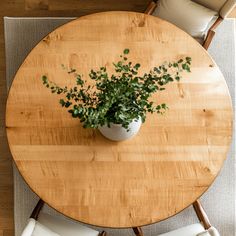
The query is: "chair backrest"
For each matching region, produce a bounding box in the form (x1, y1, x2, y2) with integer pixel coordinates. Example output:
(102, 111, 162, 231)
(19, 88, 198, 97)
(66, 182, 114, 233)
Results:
(193, 0, 236, 17)
(21, 218, 60, 236)
(37, 213, 100, 236)
(207, 227, 221, 236)
(157, 223, 220, 236)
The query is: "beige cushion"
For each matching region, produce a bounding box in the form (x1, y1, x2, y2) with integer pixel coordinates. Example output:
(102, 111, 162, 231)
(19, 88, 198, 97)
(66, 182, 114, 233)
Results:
(193, 0, 227, 12)
(157, 223, 220, 236)
(193, 0, 236, 18)
(220, 0, 236, 18)
(21, 219, 60, 236)
(207, 227, 221, 236)
(196, 226, 221, 236)
(21, 219, 36, 236)
(194, 37, 205, 44)
(153, 0, 218, 38)
(21, 214, 100, 236)
(197, 232, 211, 236)
(32, 222, 61, 236)
(38, 213, 99, 236)
(157, 223, 205, 236)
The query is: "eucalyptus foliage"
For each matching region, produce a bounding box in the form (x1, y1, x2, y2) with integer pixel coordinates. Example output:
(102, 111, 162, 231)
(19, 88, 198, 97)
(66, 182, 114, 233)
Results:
(42, 49, 191, 130)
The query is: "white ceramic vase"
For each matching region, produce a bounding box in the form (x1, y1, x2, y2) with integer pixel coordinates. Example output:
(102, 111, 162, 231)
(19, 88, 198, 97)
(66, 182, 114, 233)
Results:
(98, 118, 142, 141)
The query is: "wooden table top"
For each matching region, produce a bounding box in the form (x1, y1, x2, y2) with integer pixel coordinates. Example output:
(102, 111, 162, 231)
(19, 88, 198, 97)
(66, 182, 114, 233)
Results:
(6, 12, 233, 228)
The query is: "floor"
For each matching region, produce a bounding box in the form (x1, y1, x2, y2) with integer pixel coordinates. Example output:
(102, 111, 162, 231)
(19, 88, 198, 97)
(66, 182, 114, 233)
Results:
(0, 1, 235, 236)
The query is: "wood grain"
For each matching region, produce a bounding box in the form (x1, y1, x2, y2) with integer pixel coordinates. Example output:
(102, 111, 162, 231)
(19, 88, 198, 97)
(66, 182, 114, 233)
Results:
(0, 2, 150, 235)
(5, 12, 233, 228)
(0, 0, 234, 234)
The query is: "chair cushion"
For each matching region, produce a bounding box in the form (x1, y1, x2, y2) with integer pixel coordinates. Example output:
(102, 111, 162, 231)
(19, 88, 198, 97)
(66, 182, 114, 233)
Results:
(196, 231, 211, 236)
(153, 0, 218, 38)
(193, 0, 236, 18)
(38, 213, 99, 236)
(207, 227, 221, 236)
(194, 36, 205, 45)
(157, 224, 221, 236)
(192, 0, 227, 12)
(21, 218, 60, 236)
(157, 223, 205, 236)
(32, 222, 61, 236)
(21, 219, 36, 236)
(196, 227, 220, 236)
(220, 0, 236, 18)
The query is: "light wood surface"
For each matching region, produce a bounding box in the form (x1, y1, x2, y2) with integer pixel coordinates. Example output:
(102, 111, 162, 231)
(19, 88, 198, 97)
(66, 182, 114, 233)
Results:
(5, 11, 233, 228)
(0, 1, 234, 235)
(0, 1, 150, 235)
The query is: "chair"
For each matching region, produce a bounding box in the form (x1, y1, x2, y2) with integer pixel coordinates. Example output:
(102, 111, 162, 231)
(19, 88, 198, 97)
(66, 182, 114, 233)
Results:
(132, 200, 220, 236)
(21, 199, 106, 236)
(145, 0, 236, 50)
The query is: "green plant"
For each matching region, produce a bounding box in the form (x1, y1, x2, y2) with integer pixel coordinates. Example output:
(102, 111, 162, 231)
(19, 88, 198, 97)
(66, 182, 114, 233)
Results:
(42, 49, 191, 130)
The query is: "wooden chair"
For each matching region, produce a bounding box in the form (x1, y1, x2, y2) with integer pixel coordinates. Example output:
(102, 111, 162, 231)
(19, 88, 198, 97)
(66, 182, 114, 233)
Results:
(21, 199, 106, 236)
(145, 0, 236, 50)
(132, 200, 220, 236)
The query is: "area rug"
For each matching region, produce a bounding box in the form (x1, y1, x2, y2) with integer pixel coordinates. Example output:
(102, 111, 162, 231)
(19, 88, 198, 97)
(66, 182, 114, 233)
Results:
(4, 17, 235, 236)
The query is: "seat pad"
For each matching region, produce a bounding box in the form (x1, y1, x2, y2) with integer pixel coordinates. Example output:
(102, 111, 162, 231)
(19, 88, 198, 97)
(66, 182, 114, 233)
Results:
(153, 0, 218, 38)
(21, 218, 60, 236)
(38, 213, 99, 236)
(157, 223, 205, 236)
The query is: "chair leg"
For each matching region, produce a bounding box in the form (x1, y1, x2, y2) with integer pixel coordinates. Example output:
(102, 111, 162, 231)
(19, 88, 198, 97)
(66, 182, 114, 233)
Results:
(30, 199, 45, 220)
(192, 200, 211, 230)
(98, 231, 107, 236)
(144, 1, 157, 15)
(203, 16, 223, 50)
(203, 30, 215, 50)
(133, 227, 144, 236)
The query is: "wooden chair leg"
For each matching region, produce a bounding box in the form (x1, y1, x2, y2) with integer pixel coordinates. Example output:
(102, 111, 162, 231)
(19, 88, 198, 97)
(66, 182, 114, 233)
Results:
(98, 231, 107, 236)
(203, 16, 223, 50)
(193, 200, 211, 230)
(144, 1, 157, 15)
(30, 199, 45, 220)
(203, 30, 215, 50)
(133, 227, 144, 236)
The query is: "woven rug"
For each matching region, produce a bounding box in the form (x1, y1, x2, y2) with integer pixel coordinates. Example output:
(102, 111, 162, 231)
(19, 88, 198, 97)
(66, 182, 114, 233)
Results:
(4, 17, 235, 236)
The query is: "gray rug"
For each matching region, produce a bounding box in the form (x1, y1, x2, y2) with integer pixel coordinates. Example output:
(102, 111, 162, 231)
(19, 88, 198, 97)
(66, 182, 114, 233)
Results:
(4, 17, 235, 236)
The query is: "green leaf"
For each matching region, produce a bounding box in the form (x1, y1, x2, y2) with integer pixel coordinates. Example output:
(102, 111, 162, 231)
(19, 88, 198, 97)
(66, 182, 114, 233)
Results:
(173, 63, 178, 68)
(41, 49, 191, 131)
(123, 49, 130, 54)
(41, 75, 48, 84)
(59, 99, 65, 107)
(76, 76, 84, 85)
(68, 68, 76, 74)
(134, 63, 141, 70)
(65, 101, 72, 108)
(186, 57, 191, 62)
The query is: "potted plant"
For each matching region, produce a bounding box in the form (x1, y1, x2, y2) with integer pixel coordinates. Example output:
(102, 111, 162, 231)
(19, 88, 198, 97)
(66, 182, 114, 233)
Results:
(41, 49, 191, 141)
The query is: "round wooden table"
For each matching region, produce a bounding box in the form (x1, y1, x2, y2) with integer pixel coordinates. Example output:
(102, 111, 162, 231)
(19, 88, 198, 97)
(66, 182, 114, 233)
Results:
(6, 12, 233, 228)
